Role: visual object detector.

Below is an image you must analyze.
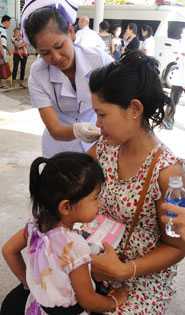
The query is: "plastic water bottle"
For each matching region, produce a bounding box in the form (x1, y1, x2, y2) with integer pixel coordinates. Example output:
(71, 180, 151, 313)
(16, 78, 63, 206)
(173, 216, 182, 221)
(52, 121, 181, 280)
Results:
(165, 176, 185, 238)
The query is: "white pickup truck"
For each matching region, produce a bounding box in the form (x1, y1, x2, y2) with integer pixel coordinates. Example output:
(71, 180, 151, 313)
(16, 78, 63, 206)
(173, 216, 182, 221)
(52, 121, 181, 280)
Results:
(78, 3, 185, 87)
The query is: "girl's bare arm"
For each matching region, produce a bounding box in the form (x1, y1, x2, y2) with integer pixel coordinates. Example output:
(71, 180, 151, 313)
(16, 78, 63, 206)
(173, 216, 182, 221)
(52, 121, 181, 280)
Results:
(70, 263, 127, 312)
(2, 229, 27, 286)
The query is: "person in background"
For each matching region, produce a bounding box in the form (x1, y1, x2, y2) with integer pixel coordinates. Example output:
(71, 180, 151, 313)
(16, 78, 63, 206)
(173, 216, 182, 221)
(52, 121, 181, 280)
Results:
(99, 20, 112, 55)
(11, 27, 28, 88)
(88, 50, 185, 314)
(2, 152, 128, 315)
(21, 0, 113, 158)
(141, 24, 155, 57)
(122, 23, 140, 53)
(75, 16, 105, 50)
(0, 15, 11, 88)
(163, 27, 185, 130)
(111, 25, 122, 61)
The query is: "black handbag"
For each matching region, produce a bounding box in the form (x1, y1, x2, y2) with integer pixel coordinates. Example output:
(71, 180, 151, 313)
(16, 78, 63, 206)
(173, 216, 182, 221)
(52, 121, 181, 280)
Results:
(41, 303, 84, 315)
(41, 280, 110, 315)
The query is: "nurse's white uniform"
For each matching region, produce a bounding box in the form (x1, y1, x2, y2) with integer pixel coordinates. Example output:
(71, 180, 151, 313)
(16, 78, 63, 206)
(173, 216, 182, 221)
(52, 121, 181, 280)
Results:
(28, 45, 113, 157)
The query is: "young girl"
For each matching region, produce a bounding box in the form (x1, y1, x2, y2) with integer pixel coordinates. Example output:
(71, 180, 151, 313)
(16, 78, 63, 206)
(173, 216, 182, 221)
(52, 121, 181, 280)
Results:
(2, 152, 127, 315)
(88, 50, 185, 314)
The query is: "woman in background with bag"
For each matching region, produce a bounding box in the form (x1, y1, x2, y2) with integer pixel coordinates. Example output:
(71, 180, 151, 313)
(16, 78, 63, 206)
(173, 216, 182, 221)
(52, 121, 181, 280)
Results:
(88, 50, 185, 314)
(11, 27, 28, 88)
(0, 15, 11, 87)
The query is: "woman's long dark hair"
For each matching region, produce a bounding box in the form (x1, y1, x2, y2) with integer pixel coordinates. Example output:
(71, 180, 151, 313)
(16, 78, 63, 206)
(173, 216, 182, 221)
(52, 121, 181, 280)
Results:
(89, 50, 171, 130)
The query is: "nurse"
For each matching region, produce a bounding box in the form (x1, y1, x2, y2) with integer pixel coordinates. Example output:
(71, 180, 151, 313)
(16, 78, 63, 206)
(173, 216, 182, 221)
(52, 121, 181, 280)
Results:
(21, 0, 113, 157)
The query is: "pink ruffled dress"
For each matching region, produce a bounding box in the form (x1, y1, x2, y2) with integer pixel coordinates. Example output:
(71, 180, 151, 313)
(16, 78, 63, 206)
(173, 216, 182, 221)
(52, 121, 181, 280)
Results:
(25, 222, 91, 315)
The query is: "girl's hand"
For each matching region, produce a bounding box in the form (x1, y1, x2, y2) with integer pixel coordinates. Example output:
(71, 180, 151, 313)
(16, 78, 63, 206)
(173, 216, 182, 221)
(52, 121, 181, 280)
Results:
(92, 243, 129, 281)
(161, 203, 185, 241)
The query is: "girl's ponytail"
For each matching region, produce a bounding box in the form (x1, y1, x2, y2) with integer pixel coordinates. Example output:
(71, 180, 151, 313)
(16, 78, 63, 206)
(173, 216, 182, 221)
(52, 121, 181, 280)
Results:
(29, 157, 48, 225)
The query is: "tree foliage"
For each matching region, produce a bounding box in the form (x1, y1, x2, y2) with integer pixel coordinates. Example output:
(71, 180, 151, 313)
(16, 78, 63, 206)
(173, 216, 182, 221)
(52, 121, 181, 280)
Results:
(104, 0, 185, 4)
(176, 0, 185, 5)
(105, 0, 128, 4)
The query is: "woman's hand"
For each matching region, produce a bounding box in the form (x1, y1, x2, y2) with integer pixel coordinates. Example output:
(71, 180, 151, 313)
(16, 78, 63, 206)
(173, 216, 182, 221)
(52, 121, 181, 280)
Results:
(161, 202, 185, 242)
(92, 243, 130, 281)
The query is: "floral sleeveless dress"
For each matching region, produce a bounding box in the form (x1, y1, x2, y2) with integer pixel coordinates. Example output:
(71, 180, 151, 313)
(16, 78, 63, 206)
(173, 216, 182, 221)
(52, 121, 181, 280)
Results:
(96, 137, 178, 315)
(25, 222, 90, 315)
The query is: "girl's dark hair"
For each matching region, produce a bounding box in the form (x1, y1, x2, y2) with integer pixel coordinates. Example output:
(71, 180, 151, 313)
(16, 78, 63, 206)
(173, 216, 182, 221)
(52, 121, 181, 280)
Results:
(142, 24, 153, 38)
(29, 152, 104, 232)
(24, 6, 69, 48)
(89, 50, 170, 130)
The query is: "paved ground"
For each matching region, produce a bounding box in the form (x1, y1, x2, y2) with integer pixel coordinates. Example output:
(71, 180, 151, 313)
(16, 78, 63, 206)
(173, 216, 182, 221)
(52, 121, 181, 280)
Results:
(0, 87, 185, 314)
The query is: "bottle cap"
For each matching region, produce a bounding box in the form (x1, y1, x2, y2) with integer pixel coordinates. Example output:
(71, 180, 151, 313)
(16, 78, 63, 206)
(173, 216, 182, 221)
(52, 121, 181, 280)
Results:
(168, 176, 183, 188)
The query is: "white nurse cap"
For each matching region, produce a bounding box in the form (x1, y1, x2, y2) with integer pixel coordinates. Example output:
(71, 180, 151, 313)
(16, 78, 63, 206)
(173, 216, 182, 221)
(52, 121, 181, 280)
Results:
(21, 0, 79, 44)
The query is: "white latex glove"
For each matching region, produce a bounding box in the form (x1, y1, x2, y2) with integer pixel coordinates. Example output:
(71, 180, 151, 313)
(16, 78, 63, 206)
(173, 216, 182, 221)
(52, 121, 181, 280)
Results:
(73, 122, 101, 143)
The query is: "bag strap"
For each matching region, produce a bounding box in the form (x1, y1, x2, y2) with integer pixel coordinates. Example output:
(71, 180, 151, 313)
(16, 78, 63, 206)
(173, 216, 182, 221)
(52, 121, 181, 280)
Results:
(124, 147, 163, 252)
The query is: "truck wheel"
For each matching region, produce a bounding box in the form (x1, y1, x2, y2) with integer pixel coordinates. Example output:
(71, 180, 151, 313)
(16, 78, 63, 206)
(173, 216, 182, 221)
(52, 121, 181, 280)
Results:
(162, 62, 178, 88)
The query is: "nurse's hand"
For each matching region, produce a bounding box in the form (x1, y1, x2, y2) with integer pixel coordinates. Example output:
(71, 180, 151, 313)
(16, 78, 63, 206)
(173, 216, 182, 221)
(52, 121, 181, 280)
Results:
(73, 122, 101, 143)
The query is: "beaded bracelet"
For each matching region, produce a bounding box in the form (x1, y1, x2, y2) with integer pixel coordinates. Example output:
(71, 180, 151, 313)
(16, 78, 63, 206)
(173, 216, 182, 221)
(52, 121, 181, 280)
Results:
(130, 261, 137, 280)
(109, 293, 119, 314)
